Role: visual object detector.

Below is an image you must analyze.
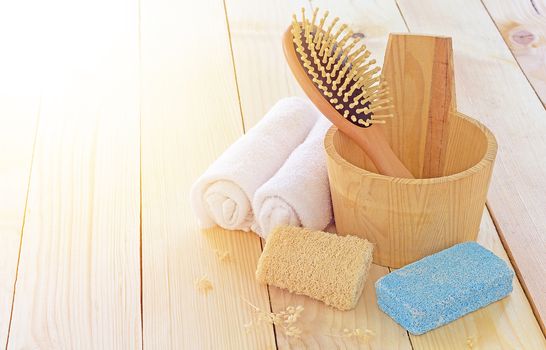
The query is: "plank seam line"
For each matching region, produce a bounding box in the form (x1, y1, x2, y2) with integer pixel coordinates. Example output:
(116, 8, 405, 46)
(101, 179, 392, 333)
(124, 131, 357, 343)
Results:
(389, 266, 415, 349)
(485, 202, 546, 337)
(137, 0, 144, 347)
(480, 0, 546, 111)
(261, 239, 279, 349)
(222, 0, 246, 133)
(530, 0, 540, 15)
(4, 96, 42, 350)
(394, 0, 411, 32)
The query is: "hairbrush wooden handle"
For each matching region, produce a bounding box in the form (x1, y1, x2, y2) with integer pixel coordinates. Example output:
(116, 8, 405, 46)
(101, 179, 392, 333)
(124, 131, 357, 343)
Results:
(282, 27, 414, 178)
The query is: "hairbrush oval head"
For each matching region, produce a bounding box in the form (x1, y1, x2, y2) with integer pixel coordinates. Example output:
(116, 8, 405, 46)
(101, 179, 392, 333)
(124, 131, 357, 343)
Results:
(287, 8, 393, 127)
(283, 8, 413, 178)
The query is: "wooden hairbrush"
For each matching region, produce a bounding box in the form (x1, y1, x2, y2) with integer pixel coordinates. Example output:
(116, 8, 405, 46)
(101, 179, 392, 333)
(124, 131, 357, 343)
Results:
(283, 8, 414, 178)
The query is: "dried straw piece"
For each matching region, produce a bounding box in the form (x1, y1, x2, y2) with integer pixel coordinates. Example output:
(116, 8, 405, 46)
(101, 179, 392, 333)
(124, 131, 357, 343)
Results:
(214, 249, 231, 262)
(195, 276, 213, 294)
(242, 298, 304, 339)
(342, 328, 375, 343)
(327, 328, 375, 344)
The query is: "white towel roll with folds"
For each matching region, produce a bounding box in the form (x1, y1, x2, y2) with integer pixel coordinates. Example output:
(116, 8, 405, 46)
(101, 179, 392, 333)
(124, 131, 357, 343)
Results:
(252, 117, 333, 238)
(190, 97, 320, 231)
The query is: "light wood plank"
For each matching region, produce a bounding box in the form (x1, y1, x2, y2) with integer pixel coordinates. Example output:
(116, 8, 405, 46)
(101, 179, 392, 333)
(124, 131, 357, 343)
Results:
(482, 0, 546, 106)
(410, 212, 546, 349)
(139, 0, 276, 348)
(223, 0, 303, 129)
(397, 0, 546, 334)
(7, 0, 142, 348)
(226, 1, 413, 348)
(0, 2, 42, 344)
(0, 96, 38, 347)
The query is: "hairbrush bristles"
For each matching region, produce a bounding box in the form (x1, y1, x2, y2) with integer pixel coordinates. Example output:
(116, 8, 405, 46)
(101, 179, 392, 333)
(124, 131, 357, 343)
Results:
(291, 8, 393, 127)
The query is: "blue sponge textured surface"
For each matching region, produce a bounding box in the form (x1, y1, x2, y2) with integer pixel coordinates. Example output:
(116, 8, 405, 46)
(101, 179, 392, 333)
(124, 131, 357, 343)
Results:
(375, 242, 514, 335)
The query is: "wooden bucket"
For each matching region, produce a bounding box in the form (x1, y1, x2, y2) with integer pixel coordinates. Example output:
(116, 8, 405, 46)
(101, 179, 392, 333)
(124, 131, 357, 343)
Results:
(324, 34, 498, 268)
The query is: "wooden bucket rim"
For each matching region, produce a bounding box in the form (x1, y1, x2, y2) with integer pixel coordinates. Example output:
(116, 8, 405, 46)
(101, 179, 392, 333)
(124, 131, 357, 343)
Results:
(324, 111, 498, 185)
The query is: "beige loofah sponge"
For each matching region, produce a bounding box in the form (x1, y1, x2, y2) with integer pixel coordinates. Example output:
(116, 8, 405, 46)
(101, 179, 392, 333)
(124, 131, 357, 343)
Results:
(256, 226, 374, 310)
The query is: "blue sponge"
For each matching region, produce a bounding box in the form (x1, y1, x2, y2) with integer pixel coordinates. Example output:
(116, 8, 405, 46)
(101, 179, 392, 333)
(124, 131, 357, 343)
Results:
(375, 242, 514, 335)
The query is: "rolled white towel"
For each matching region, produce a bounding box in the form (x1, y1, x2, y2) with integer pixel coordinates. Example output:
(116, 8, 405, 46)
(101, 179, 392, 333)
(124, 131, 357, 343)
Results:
(190, 97, 321, 231)
(252, 117, 333, 238)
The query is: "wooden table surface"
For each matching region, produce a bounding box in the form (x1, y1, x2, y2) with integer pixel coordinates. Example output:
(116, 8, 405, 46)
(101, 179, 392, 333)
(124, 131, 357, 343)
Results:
(1, 0, 546, 348)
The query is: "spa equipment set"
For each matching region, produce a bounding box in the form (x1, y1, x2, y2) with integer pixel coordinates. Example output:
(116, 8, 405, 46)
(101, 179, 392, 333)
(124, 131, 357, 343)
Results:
(191, 8, 509, 336)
